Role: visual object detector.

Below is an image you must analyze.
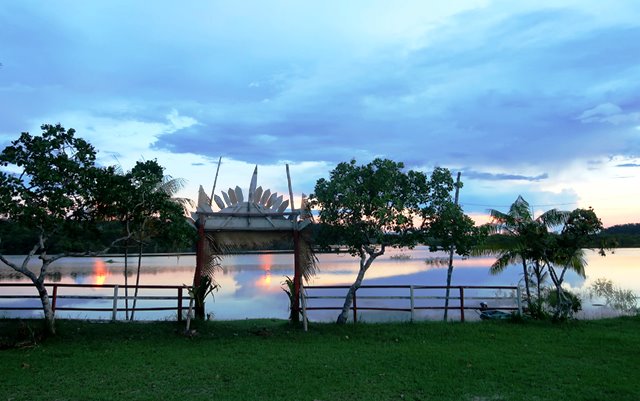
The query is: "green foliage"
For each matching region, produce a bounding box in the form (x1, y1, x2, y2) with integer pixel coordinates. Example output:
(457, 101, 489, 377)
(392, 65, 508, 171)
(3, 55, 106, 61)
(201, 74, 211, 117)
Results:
(544, 288, 582, 319)
(478, 196, 611, 320)
(281, 275, 298, 321)
(589, 278, 638, 314)
(0, 124, 196, 333)
(187, 276, 219, 308)
(0, 124, 108, 246)
(310, 158, 432, 254)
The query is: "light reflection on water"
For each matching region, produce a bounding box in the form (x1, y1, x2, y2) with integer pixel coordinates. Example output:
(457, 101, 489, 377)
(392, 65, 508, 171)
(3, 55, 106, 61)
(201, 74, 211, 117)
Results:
(1, 247, 638, 321)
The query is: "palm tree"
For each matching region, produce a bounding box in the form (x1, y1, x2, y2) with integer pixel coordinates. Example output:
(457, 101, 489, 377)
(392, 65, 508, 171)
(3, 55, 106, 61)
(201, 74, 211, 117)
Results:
(479, 196, 568, 310)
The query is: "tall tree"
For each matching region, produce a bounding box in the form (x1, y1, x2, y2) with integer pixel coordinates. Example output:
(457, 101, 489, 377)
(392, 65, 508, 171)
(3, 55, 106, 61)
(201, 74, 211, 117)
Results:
(0, 125, 130, 334)
(126, 161, 194, 320)
(310, 159, 458, 324)
(428, 200, 480, 320)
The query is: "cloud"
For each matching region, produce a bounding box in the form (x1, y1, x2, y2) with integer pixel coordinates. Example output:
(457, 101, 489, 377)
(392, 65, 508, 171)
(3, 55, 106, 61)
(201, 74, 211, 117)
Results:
(461, 170, 549, 182)
(616, 163, 640, 168)
(578, 103, 640, 125)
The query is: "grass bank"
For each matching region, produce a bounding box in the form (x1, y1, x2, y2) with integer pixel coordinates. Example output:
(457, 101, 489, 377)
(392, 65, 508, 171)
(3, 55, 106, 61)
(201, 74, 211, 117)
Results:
(1, 317, 639, 401)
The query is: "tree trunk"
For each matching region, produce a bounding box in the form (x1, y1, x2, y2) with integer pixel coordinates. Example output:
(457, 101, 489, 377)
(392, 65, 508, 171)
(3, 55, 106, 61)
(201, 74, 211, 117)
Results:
(130, 240, 144, 320)
(443, 171, 461, 321)
(336, 251, 379, 324)
(443, 248, 455, 321)
(35, 280, 56, 336)
(124, 239, 129, 320)
(521, 259, 532, 310)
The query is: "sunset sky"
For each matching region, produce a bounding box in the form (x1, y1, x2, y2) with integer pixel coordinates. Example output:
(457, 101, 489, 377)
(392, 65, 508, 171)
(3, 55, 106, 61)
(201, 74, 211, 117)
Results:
(1, 1, 639, 227)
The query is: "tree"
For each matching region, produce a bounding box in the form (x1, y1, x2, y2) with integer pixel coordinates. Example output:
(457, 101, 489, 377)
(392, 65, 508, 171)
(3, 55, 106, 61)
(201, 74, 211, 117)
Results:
(125, 161, 194, 320)
(0, 125, 130, 334)
(428, 200, 481, 320)
(479, 196, 568, 311)
(542, 207, 607, 319)
(310, 158, 457, 324)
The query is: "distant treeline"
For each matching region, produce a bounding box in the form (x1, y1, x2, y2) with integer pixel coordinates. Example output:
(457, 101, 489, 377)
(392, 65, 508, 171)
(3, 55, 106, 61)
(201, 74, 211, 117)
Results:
(0, 220, 197, 255)
(2, 220, 640, 256)
(598, 223, 640, 248)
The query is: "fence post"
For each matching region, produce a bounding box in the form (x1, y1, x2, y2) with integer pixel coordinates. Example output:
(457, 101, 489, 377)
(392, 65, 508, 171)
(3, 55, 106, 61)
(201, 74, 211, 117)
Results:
(301, 285, 308, 332)
(516, 286, 523, 316)
(177, 287, 183, 322)
(51, 285, 58, 315)
(410, 285, 415, 323)
(352, 289, 358, 324)
(459, 287, 465, 322)
(112, 285, 119, 322)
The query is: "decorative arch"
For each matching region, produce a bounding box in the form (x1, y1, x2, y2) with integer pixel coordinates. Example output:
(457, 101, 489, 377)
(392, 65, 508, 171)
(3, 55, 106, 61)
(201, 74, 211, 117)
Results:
(191, 165, 316, 320)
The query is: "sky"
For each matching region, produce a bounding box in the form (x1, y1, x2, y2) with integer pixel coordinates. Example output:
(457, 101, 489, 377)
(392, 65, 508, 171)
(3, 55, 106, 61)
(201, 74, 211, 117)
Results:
(1, 0, 639, 227)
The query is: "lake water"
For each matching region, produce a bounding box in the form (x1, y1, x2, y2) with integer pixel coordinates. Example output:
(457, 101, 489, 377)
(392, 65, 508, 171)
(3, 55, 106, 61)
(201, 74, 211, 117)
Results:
(1, 247, 638, 322)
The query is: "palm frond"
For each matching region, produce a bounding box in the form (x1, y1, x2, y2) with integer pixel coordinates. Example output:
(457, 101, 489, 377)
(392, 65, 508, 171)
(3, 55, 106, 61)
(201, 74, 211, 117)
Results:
(538, 208, 569, 228)
(158, 176, 187, 197)
(489, 251, 520, 275)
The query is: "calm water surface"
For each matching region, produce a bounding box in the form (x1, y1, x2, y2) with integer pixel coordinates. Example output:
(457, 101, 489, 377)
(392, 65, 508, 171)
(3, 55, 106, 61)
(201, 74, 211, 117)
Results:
(1, 247, 638, 321)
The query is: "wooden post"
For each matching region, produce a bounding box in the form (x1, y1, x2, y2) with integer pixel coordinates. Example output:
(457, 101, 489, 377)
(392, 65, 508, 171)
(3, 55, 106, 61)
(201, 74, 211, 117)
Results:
(51, 285, 58, 314)
(459, 287, 465, 322)
(209, 156, 222, 207)
(112, 285, 119, 321)
(177, 287, 183, 322)
(292, 228, 301, 323)
(352, 290, 358, 323)
(516, 287, 523, 316)
(286, 164, 296, 212)
(193, 215, 206, 320)
(410, 285, 415, 323)
(301, 284, 308, 332)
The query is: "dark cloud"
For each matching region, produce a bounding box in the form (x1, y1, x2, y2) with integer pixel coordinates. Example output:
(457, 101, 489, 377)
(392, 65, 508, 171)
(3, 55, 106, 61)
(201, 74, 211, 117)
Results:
(616, 163, 640, 168)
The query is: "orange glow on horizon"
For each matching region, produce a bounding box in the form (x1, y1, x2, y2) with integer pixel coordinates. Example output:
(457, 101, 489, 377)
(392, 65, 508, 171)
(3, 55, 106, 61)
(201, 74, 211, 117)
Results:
(93, 259, 108, 286)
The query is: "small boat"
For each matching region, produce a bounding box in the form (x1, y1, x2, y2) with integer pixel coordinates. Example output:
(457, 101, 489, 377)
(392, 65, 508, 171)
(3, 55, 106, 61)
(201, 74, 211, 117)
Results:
(479, 310, 512, 320)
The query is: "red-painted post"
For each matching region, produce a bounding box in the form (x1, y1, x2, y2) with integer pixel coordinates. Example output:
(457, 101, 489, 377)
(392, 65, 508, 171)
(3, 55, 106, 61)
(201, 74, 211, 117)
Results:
(292, 230, 301, 323)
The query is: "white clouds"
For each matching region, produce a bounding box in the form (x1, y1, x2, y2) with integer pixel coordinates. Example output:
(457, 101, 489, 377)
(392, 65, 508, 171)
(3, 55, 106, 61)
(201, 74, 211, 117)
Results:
(578, 103, 640, 125)
(2, 1, 640, 226)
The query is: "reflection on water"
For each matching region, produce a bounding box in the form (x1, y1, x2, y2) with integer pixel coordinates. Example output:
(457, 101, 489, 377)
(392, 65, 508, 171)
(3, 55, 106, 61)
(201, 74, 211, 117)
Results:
(1, 247, 638, 321)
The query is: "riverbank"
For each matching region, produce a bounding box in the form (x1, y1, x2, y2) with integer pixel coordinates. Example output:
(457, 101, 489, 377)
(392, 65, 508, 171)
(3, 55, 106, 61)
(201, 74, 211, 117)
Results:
(1, 317, 639, 400)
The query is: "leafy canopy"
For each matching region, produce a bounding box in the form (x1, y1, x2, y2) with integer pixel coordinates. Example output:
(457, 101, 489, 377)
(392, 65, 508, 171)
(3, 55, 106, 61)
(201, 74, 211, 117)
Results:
(310, 158, 457, 255)
(0, 124, 108, 241)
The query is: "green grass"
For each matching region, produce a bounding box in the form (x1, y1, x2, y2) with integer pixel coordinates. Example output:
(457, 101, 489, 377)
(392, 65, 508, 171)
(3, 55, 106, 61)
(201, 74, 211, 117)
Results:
(1, 317, 639, 401)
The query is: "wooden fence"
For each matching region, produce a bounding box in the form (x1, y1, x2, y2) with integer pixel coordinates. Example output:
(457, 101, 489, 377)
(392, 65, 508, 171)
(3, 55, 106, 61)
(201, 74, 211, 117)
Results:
(0, 283, 190, 321)
(301, 284, 522, 330)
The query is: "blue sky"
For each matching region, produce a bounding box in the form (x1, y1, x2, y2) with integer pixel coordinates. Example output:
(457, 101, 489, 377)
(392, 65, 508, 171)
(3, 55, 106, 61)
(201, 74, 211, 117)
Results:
(1, 0, 639, 226)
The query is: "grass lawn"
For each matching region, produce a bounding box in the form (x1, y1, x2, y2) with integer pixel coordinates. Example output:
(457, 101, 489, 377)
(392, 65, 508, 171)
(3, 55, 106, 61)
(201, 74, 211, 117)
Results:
(1, 316, 639, 401)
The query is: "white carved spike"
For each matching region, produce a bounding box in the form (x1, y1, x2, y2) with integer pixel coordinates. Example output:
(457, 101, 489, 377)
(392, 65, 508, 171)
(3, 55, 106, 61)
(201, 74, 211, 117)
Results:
(272, 195, 284, 210)
(197, 185, 213, 213)
(300, 193, 312, 219)
(276, 199, 289, 213)
(260, 189, 271, 206)
(235, 186, 244, 203)
(228, 188, 237, 205)
(248, 166, 257, 202)
(266, 192, 278, 208)
(213, 194, 225, 210)
(222, 191, 231, 207)
(254, 186, 263, 205)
